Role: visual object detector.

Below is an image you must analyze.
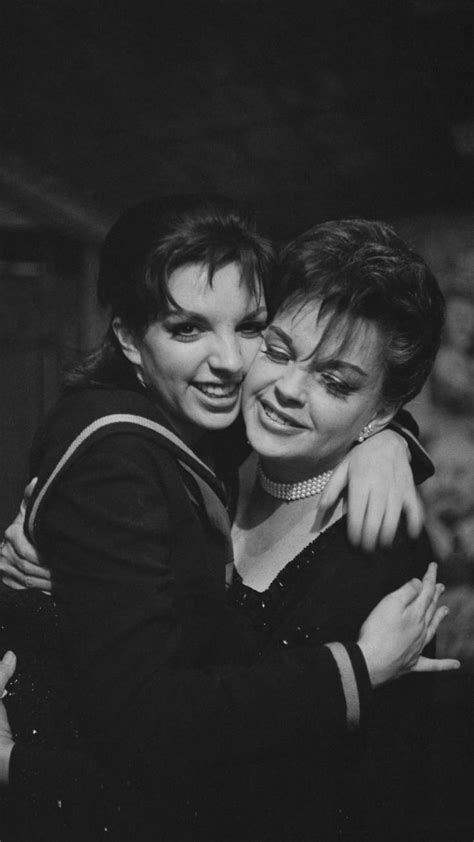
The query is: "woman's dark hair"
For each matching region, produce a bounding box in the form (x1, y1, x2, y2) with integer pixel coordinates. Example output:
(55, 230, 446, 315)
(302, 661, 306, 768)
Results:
(99, 193, 274, 334)
(67, 194, 274, 385)
(272, 219, 445, 408)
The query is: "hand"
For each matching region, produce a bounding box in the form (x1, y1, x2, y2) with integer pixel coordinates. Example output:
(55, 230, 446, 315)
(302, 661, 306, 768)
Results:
(0, 651, 16, 786)
(0, 479, 52, 593)
(357, 562, 460, 687)
(317, 430, 424, 551)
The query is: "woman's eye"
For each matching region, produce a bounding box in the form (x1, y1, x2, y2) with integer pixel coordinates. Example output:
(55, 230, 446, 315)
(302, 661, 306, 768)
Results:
(261, 342, 291, 363)
(321, 374, 352, 398)
(239, 320, 267, 338)
(171, 323, 202, 341)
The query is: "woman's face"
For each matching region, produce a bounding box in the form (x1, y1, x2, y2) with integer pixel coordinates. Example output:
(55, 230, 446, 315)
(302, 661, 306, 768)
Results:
(242, 302, 392, 480)
(124, 262, 267, 441)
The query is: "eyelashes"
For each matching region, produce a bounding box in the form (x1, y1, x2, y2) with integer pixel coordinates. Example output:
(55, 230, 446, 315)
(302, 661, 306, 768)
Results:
(320, 375, 353, 398)
(169, 320, 267, 342)
(260, 341, 355, 399)
(169, 323, 201, 341)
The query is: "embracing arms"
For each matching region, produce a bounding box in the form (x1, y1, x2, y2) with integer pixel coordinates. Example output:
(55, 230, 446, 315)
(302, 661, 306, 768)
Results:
(0, 433, 456, 795)
(0, 414, 428, 590)
(0, 563, 454, 796)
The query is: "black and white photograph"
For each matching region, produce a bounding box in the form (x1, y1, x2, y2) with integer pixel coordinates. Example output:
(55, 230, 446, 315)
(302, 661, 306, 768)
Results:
(0, 1, 473, 840)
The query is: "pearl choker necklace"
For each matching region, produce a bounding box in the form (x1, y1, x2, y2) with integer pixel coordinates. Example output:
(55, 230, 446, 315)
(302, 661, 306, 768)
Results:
(257, 462, 333, 502)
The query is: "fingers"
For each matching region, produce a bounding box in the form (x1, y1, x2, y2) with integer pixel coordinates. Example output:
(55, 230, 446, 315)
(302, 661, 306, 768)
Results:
(425, 604, 450, 645)
(424, 583, 445, 628)
(2, 551, 50, 581)
(346, 486, 369, 548)
(411, 655, 460, 673)
(404, 490, 425, 540)
(3, 524, 39, 566)
(316, 461, 347, 531)
(367, 487, 424, 549)
(2, 572, 52, 592)
(0, 519, 50, 592)
(0, 576, 27, 591)
(0, 561, 50, 591)
(0, 652, 16, 695)
(414, 562, 438, 614)
(0, 557, 28, 589)
(357, 490, 386, 553)
(19, 477, 38, 514)
(393, 577, 423, 606)
(375, 495, 403, 549)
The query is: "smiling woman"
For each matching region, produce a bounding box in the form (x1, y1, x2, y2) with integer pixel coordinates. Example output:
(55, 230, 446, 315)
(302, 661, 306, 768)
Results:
(243, 309, 390, 479)
(229, 218, 446, 839)
(114, 262, 268, 441)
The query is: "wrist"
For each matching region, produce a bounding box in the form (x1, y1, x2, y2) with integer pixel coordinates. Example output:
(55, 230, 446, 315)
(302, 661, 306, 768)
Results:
(357, 640, 390, 688)
(0, 738, 14, 786)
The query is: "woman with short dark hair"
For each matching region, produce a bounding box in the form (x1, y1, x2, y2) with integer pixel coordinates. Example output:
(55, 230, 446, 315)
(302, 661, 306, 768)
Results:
(227, 219, 446, 840)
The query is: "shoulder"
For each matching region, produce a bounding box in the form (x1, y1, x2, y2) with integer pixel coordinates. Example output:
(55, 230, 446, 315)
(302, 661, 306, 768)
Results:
(31, 385, 177, 476)
(27, 387, 190, 538)
(35, 385, 164, 446)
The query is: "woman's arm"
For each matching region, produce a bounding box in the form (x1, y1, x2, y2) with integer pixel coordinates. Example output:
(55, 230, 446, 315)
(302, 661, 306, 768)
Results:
(318, 428, 424, 552)
(8, 433, 455, 777)
(389, 407, 433, 484)
(0, 652, 15, 784)
(0, 568, 455, 795)
(0, 480, 51, 591)
(317, 402, 433, 552)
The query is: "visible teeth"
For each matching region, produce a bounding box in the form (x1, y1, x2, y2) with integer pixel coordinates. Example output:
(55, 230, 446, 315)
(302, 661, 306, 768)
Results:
(196, 384, 238, 397)
(263, 404, 291, 426)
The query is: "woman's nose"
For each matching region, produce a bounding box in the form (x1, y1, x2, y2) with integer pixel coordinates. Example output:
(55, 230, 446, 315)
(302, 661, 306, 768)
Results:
(209, 335, 243, 374)
(274, 364, 307, 405)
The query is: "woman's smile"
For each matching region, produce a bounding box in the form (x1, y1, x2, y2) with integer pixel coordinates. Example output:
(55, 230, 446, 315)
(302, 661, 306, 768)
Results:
(258, 397, 306, 431)
(193, 380, 243, 409)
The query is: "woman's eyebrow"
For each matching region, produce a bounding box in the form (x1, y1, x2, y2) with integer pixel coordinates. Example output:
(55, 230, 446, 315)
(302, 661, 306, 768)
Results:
(316, 358, 368, 377)
(246, 305, 268, 318)
(266, 325, 293, 347)
(165, 308, 207, 321)
(166, 305, 268, 321)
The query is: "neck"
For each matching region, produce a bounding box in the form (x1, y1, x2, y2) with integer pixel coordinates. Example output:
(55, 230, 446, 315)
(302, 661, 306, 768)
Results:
(259, 456, 338, 484)
(257, 459, 334, 503)
(141, 380, 210, 455)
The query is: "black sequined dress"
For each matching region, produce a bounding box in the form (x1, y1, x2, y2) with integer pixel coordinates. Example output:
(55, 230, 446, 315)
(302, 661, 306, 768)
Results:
(226, 516, 436, 842)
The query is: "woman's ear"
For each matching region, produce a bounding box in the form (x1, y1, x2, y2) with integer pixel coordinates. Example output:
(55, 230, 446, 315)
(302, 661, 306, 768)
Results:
(112, 318, 142, 367)
(368, 403, 399, 436)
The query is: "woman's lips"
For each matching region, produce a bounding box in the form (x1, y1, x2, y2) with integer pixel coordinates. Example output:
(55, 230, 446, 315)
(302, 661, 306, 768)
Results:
(194, 382, 241, 398)
(258, 398, 305, 430)
(193, 382, 241, 410)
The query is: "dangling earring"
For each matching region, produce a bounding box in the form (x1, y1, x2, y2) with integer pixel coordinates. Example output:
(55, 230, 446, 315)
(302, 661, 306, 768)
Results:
(357, 423, 373, 443)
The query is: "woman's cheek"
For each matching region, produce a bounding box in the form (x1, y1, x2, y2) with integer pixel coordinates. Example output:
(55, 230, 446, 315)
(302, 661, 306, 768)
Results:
(241, 338, 264, 375)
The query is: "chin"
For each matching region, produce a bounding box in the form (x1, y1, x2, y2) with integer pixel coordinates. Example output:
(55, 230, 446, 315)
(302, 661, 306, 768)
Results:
(197, 409, 240, 432)
(246, 430, 287, 461)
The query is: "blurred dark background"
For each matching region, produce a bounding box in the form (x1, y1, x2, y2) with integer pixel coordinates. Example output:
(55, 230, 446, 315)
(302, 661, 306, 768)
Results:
(1, 0, 474, 837)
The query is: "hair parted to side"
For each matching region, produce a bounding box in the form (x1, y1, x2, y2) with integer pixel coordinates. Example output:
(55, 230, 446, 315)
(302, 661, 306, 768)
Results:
(99, 193, 274, 336)
(272, 219, 445, 408)
(66, 194, 274, 386)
